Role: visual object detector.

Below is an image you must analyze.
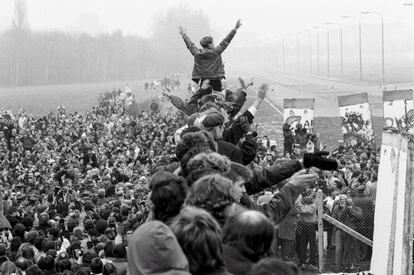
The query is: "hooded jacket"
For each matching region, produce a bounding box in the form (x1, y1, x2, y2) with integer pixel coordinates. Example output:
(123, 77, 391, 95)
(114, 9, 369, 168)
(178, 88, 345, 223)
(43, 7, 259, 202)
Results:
(127, 221, 191, 275)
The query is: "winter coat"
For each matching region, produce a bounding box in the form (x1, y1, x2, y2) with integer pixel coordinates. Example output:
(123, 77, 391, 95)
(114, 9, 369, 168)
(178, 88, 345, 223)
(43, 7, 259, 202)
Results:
(182, 29, 237, 80)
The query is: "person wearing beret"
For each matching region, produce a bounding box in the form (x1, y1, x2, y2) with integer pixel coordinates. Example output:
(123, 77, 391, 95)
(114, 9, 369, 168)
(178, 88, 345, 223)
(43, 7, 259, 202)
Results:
(202, 111, 243, 164)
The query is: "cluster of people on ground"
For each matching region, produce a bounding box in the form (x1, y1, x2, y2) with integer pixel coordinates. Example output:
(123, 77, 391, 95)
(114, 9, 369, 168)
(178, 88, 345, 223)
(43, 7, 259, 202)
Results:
(144, 76, 181, 92)
(0, 18, 380, 275)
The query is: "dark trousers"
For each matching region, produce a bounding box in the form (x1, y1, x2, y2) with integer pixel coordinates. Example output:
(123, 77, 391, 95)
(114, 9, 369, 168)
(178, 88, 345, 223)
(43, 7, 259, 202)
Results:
(193, 78, 223, 91)
(296, 222, 318, 265)
(279, 238, 296, 262)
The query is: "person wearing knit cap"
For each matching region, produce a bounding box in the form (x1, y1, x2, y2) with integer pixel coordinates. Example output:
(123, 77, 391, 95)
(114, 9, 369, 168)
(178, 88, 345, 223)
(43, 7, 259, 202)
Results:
(127, 221, 191, 275)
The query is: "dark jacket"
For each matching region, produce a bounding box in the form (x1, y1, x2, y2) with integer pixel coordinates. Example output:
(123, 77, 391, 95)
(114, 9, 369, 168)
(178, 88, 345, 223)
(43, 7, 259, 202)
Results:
(237, 160, 305, 224)
(169, 87, 212, 116)
(223, 244, 256, 275)
(246, 160, 303, 195)
(217, 140, 243, 164)
(182, 29, 237, 80)
(112, 258, 128, 275)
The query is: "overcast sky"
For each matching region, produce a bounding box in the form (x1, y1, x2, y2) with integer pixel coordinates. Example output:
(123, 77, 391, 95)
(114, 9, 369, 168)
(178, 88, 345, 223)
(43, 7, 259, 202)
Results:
(0, 0, 413, 41)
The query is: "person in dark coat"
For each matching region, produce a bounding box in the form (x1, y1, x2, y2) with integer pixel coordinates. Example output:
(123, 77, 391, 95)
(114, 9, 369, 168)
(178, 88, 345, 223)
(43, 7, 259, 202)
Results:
(222, 210, 274, 275)
(178, 20, 242, 91)
(352, 186, 374, 261)
(171, 206, 232, 275)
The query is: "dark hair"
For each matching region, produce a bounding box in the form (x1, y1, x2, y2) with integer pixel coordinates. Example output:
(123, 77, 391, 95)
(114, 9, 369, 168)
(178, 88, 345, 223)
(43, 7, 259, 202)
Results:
(102, 263, 117, 275)
(104, 241, 114, 258)
(56, 259, 72, 272)
(175, 131, 217, 177)
(247, 257, 300, 275)
(38, 255, 55, 271)
(21, 245, 35, 261)
(26, 264, 44, 275)
(200, 36, 213, 48)
(90, 257, 103, 274)
(171, 206, 224, 274)
(10, 236, 22, 252)
(222, 210, 274, 262)
(43, 239, 56, 252)
(112, 244, 126, 259)
(150, 175, 187, 224)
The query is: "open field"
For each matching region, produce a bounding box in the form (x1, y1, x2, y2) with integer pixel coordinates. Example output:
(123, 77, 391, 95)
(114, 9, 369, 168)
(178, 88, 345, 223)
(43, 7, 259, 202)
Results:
(1, 73, 411, 151)
(0, 79, 168, 115)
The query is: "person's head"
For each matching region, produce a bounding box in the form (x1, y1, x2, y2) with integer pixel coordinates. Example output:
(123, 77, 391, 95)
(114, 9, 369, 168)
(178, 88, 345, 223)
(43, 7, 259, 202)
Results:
(26, 264, 44, 275)
(127, 221, 190, 274)
(55, 259, 72, 273)
(0, 261, 17, 275)
(223, 162, 252, 202)
(338, 194, 347, 207)
(150, 172, 187, 223)
(82, 251, 97, 266)
(90, 257, 103, 274)
(175, 131, 217, 177)
(186, 152, 231, 186)
(201, 112, 225, 140)
(38, 255, 55, 271)
(21, 244, 35, 261)
(10, 236, 22, 252)
(112, 244, 126, 259)
(186, 174, 235, 226)
(200, 36, 214, 49)
(15, 257, 32, 271)
(247, 257, 300, 275)
(102, 263, 117, 275)
(170, 206, 224, 274)
(222, 210, 274, 262)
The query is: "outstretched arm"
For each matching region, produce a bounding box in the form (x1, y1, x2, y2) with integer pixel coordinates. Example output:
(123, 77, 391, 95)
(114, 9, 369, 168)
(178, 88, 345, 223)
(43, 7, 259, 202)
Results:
(178, 25, 199, 56)
(214, 19, 242, 55)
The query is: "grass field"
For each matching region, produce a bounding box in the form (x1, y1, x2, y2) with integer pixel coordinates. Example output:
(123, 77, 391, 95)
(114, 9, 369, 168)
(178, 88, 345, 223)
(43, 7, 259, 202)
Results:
(0, 79, 165, 115)
(0, 75, 394, 151)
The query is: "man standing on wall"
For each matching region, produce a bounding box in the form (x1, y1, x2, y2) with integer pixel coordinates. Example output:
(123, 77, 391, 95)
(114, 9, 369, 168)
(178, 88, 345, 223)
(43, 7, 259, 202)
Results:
(178, 19, 242, 91)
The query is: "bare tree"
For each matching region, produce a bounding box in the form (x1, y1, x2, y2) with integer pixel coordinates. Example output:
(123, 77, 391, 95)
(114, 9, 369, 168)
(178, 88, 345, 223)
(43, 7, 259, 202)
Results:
(12, 0, 28, 34)
(11, 0, 29, 85)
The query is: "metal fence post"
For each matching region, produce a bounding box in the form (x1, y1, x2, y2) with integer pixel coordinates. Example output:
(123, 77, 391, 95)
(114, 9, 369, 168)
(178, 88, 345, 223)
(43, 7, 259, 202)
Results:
(317, 189, 325, 272)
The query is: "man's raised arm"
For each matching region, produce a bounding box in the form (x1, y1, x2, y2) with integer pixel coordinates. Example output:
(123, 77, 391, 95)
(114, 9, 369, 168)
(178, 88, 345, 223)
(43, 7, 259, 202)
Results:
(214, 19, 242, 55)
(178, 25, 199, 56)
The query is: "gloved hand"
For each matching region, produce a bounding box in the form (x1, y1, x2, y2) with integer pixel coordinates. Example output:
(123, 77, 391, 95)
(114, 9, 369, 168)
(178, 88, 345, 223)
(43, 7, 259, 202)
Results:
(303, 151, 338, 170)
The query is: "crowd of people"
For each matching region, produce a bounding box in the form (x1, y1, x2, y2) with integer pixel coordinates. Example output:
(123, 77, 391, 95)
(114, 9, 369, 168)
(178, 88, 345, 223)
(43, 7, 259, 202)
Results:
(0, 77, 380, 274)
(0, 18, 380, 275)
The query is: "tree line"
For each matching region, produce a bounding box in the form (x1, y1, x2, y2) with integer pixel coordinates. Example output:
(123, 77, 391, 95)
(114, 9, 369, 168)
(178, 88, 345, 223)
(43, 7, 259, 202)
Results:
(0, 1, 211, 87)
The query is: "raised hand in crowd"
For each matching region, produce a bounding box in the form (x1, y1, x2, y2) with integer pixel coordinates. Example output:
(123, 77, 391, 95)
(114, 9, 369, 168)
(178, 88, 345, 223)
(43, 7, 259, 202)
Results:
(288, 170, 318, 189)
(177, 25, 186, 36)
(234, 19, 242, 30)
